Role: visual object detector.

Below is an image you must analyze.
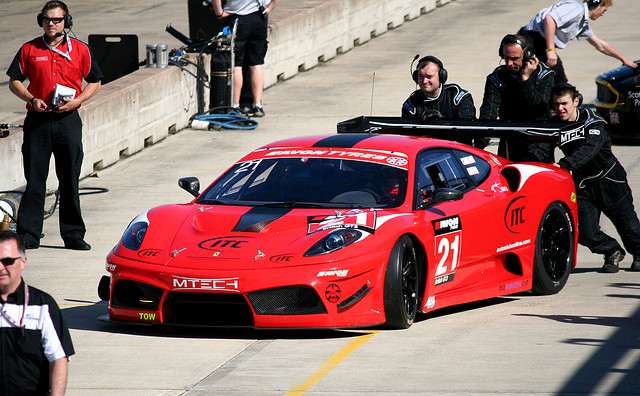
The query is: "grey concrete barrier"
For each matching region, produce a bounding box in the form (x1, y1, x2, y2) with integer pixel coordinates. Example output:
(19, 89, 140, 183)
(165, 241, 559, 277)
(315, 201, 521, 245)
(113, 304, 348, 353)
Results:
(265, 0, 438, 85)
(0, 0, 451, 191)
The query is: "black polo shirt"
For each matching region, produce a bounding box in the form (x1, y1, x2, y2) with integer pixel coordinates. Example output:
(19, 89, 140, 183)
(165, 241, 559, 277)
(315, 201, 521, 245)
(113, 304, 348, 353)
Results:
(0, 280, 75, 395)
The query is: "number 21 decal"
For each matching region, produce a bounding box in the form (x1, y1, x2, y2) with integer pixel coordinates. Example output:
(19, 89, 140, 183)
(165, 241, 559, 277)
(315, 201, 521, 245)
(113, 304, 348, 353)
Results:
(432, 215, 462, 286)
(435, 233, 460, 276)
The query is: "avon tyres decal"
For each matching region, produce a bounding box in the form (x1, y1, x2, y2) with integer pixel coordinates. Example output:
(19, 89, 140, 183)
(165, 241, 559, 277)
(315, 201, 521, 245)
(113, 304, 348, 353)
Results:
(262, 148, 409, 170)
(307, 211, 377, 234)
(431, 215, 461, 286)
(505, 196, 527, 234)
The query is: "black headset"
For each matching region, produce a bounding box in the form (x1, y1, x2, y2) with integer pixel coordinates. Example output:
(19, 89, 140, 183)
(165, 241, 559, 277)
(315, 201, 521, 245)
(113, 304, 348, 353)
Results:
(587, 0, 602, 8)
(552, 82, 584, 106)
(499, 34, 533, 64)
(37, 1, 73, 29)
(411, 55, 448, 85)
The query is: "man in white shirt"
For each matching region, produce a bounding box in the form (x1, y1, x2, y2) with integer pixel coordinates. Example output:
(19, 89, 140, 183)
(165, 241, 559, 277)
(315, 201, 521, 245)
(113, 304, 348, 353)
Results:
(519, 0, 637, 83)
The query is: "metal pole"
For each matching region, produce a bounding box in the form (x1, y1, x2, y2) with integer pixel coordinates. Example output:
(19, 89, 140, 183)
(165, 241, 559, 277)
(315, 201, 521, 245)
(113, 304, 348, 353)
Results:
(230, 18, 238, 111)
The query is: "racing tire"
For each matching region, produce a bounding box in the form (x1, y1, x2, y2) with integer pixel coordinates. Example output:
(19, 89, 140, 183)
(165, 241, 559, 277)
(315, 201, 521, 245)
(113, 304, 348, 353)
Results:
(532, 202, 574, 295)
(383, 235, 419, 329)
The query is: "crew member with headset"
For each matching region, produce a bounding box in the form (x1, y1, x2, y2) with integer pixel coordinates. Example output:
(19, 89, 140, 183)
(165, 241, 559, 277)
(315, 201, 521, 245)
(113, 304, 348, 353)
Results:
(479, 34, 556, 162)
(551, 83, 640, 273)
(519, 0, 637, 84)
(6, 1, 103, 250)
(401, 55, 487, 148)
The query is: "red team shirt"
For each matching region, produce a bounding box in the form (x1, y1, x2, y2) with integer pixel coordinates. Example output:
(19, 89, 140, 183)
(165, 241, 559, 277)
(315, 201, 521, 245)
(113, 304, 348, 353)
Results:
(7, 35, 102, 110)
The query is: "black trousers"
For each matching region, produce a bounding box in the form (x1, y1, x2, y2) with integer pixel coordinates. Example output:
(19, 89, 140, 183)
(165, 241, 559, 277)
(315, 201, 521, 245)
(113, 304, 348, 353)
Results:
(576, 162, 640, 256)
(17, 110, 85, 246)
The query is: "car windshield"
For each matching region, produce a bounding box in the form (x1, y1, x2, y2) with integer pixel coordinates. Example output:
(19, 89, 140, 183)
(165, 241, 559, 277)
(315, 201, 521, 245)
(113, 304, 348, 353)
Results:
(197, 157, 408, 208)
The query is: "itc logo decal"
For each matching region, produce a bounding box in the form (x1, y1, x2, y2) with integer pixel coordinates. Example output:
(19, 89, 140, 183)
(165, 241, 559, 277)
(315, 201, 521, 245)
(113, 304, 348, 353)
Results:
(137, 249, 162, 258)
(198, 236, 253, 250)
(270, 254, 293, 263)
(505, 197, 526, 233)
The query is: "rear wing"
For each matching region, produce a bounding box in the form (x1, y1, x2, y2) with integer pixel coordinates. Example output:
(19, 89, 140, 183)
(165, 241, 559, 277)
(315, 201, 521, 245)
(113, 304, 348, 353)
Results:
(337, 116, 583, 143)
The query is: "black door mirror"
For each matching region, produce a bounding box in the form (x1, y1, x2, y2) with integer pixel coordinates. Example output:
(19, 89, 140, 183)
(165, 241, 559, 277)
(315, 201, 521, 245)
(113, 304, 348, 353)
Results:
(418, 188, 463, 209)
(178, 177, 200, 197)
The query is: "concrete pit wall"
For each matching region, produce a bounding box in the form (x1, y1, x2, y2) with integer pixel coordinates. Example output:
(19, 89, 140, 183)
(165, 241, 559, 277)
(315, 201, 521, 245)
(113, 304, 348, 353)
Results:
(0, 0, 448, 191)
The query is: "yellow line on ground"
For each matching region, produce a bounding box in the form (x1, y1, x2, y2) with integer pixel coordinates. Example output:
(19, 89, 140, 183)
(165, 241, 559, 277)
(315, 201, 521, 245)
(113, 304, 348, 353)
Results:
(285, 330, 379, 395)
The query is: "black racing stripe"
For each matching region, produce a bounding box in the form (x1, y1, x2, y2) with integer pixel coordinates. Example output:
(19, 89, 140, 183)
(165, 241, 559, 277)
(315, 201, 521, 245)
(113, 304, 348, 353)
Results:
(233, 207, 292, 232)
(312, 134, 373, 148)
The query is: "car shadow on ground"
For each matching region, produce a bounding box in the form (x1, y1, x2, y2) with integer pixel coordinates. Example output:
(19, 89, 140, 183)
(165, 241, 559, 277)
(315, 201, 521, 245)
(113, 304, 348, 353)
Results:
(415, 296, 519, 323)
(63, 296, 520, 339)
(62, 300, 375, 340)
(512, 286, 640, 395)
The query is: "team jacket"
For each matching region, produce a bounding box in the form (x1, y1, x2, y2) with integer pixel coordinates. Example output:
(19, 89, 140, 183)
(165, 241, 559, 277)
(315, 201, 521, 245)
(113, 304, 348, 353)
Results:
(6, 35, 102, 110)
(479, 63, 555, 121)
(402, 83, 476, 121)
(556, 107, 618, 188)
(402, 83, 479, 146)
(479, 63, 556, 162)
(0, 280, 75, 394)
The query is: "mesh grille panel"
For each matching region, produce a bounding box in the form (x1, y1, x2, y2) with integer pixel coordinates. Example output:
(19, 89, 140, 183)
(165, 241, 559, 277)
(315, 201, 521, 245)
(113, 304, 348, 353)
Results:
(247, 286, 327, 315)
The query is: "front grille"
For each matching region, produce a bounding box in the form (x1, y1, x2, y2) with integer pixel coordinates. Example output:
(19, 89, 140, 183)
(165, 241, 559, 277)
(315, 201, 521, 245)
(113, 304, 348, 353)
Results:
(111, 279, 163, 310)
(247, 286, 327, 315)
(162, 292, 253, 326)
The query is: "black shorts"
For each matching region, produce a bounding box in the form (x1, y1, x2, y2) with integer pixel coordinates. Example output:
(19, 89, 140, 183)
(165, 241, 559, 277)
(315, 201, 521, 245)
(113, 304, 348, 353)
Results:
(232, 11, 268, 67)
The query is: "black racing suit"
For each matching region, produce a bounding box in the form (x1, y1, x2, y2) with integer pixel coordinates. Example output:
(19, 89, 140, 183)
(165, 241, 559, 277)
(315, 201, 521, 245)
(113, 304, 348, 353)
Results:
(479, 63, 556, 162)
(402, 83, 487, 148)
(556, 107, 640, 257)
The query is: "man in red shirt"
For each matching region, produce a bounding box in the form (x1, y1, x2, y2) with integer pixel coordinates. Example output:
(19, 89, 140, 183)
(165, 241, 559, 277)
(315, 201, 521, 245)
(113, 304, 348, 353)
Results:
(6, 1, 102, 250)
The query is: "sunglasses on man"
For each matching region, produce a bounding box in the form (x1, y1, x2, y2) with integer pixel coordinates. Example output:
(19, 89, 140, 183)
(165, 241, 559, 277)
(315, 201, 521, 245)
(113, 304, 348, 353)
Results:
(0, 257, 23, 266)
(42, 17, 65, 24)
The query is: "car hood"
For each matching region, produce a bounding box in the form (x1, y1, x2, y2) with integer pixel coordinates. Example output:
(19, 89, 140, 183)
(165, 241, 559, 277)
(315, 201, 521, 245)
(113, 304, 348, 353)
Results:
(120, 204, 389, 270)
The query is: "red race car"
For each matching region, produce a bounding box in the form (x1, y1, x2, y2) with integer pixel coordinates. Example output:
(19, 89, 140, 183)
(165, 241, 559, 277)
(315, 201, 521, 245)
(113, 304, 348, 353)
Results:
(98, 120, 579, 329)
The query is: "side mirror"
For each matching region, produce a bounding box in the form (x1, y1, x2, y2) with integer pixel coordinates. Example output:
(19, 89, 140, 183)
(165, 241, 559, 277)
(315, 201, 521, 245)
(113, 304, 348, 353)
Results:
(178, 177, 200, 197)
(418, 188, 463, 209)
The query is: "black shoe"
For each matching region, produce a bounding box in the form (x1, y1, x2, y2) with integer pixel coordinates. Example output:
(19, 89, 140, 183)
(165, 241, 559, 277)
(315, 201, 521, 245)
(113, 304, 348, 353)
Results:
(252, 105, 264, 117)
(602, 249, 625, 273)
(19, 235, 39, 250)
(64, 239, 91, 251)
(630, 256, 640, 272)
(237, 105, 252, 115)
(24, 241, 39, 250)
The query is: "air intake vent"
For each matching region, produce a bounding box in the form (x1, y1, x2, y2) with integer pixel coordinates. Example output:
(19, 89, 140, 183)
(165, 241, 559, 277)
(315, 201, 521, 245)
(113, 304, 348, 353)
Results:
(247, 286, 327, 315)
(111, 279, 163, 310)
(163, 292, 253, 326)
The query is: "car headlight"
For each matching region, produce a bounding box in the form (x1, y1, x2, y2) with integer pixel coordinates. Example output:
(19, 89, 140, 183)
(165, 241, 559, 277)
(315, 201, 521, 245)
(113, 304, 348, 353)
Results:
(121, 212, 150, 251)
(304, 229, 362, 256)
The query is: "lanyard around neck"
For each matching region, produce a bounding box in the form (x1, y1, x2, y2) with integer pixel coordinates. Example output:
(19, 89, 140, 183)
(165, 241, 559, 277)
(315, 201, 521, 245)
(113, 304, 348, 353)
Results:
(43, 34, 73, 61)
(0, 283, 29, 329)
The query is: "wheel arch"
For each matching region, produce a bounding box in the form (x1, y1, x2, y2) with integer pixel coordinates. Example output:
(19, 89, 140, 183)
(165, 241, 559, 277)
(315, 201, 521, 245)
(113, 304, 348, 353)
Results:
(405, 233, 428, 309)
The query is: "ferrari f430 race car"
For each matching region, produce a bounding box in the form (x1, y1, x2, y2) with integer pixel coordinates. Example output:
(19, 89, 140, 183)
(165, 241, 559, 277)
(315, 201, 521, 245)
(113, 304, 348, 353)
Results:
(98, 119, 579, 329)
